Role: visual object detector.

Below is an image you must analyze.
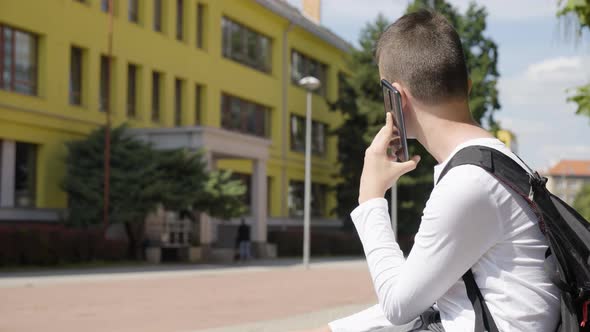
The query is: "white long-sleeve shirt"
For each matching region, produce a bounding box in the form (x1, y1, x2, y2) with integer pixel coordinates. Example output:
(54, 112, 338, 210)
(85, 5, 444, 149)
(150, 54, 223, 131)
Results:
(330, 138, 560, 332)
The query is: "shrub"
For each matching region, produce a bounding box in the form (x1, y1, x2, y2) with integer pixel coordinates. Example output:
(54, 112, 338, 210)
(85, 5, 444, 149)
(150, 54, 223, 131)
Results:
(0, 223, 127, 267)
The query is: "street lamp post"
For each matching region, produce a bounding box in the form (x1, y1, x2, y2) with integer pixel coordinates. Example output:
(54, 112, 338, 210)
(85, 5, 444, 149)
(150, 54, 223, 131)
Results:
(298, 76, 321, 270)
(390, 184, 397, 241)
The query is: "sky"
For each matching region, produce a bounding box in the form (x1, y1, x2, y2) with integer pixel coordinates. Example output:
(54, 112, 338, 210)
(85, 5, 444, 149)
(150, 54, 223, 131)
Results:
(286, 0, 590, 170)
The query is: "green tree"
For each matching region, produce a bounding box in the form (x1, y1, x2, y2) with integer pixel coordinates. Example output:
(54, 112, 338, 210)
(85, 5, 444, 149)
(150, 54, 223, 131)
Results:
(331, 1, 500, 244)
(196, 170, 248, 220)
(558, 0, 590, 120)
(63, 125, 246, 259)
(574, 183, 590, 220)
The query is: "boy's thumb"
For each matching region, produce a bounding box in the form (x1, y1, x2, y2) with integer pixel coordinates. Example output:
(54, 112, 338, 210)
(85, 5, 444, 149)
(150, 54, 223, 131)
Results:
(399, 155, 421, 172)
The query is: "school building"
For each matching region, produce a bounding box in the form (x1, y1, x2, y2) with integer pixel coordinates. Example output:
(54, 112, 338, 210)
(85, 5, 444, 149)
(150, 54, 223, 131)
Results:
(0, 0, 350, 256)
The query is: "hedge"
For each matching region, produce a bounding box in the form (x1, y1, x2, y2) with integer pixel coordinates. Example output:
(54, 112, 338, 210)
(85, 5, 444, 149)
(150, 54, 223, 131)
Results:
(0, 223, 127, 267)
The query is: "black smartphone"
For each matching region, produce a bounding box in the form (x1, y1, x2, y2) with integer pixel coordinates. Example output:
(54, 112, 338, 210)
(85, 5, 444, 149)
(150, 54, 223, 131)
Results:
(381, 79, 409, 162)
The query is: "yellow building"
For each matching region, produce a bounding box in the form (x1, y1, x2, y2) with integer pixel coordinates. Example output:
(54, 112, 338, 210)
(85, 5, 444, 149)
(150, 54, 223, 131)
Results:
(496, 129, 518, 153)
(0, 0, 349, 254)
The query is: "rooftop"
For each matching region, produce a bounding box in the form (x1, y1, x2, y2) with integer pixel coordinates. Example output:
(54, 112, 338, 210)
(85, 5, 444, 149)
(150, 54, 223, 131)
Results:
(256, 0, 352, 52)
(546, 160, 590, 177)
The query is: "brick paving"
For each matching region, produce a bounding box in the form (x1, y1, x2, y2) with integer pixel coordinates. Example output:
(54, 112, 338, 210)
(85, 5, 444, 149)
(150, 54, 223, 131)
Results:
(0, 260, 377, 332)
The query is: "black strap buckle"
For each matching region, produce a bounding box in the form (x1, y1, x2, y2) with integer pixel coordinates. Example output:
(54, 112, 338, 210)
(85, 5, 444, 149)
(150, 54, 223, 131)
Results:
(528, 171, 547, 199)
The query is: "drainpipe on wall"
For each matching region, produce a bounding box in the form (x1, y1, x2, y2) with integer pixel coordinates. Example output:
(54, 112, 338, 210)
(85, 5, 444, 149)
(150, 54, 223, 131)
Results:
(281, 21, 294, 217)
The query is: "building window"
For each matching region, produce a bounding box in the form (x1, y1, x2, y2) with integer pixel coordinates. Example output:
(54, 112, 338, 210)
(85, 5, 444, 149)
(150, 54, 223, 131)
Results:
(290, 115, 327, 155)
(176, 0, 184, 41)
(14, 142, 37, 208)
(313, 121, 326, 155)
(127, 64, 137, 117)
(69, 46, 83, 105)
(221, 94, 270, 138)
(99, 55, 111, 112)
(291, 50, 327, 96)
(288, 181, 327, 218)
(174, 78, 183, 126)
(153, 0, 162, 32)
(196, 3, 205, 49)
(231, 172, 252, 213)
(128, 0, 139, 23)
(195, 84, 203, 125)
(151, 71, 161, 122)
(227, 173, 272, 215)
(221, 17, 271, 73)
(101, 0, 109, 12)
(0, 25, 38, 95)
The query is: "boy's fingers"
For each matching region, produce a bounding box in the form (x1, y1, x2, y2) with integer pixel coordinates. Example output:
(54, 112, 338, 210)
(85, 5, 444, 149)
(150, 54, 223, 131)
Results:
(395, 155, 421, 173)
(371, 112, 395, 152)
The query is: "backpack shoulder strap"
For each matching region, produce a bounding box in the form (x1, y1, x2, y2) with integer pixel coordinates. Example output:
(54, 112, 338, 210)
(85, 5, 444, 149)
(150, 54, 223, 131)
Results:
(464, 269, 500, 332)
(436, 145, 539, 332)
(436, 145, 534, 201)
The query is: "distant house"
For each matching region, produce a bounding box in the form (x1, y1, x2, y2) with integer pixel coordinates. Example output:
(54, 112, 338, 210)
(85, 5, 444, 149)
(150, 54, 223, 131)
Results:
(545, 160, 590, 205)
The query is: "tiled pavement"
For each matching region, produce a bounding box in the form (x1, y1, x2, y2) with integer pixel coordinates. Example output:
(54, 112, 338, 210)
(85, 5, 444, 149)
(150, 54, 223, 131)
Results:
(0, 258, 377, 332)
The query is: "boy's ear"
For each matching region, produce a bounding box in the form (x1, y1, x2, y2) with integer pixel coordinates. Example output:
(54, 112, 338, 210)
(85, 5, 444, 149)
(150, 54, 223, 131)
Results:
(391, 82, 408, 109)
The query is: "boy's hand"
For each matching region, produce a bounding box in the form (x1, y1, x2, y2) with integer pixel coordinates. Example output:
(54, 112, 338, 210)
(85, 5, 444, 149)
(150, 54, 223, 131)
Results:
(359, 112, 420, 204)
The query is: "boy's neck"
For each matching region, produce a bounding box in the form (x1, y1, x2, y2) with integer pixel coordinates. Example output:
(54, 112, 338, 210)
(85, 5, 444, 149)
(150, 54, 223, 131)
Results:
(413, 102, 494, 164)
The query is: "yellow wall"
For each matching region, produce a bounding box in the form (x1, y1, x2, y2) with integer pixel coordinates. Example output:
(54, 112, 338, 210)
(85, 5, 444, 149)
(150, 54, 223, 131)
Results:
(0, 0, 347, 219)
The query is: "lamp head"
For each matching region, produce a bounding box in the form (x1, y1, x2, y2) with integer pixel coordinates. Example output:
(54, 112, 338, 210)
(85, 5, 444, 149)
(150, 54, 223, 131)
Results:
(298, 76, 321, 91)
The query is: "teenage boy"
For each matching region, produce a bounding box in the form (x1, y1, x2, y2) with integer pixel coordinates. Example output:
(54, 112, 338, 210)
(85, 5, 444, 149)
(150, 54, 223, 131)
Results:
(304, 9, 560, 332)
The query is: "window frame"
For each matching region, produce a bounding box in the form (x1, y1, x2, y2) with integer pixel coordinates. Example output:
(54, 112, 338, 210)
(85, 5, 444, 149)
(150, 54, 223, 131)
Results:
(127, 63, 138, 117)
(151, 71, 161, 122)
(174, 78, 183, 126)
(176, 0, 184, 41)
(14, 142, 37, 208)
(221, 16, 272, 73)
(153, 0, 163, 32)
(99, 55, 112, 112)
(290, 114, 327, 156)
(195, 84, 203, 125)
(128, 0, 139, 23)
(288, 180, 327, 218)
(231, 172, 252, 213)
(0, 25, 38, 96)
(221, 93, 270, 138)
(101, 0, 109, 12)
(291, 50, 327, 96)
(69, 46, 84, 106)
(196, 3, 205, 49)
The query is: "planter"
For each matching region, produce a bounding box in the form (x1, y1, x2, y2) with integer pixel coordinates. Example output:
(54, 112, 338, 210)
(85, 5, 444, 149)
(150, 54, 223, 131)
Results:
(266, 243, 278, 258)
(187, 246, 201, 262)
(145, 247, 161, 264)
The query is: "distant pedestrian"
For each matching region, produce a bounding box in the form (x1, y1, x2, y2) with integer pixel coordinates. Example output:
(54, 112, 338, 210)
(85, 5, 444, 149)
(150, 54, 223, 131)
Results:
(236, 218, 251, 261)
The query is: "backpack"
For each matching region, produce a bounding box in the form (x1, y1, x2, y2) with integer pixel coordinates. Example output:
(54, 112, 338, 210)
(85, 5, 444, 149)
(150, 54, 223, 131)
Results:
(436, 145, 590, 332)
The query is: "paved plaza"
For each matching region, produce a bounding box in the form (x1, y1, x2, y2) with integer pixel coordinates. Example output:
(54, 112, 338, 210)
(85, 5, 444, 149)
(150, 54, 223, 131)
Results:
(0, 259, 377, 332)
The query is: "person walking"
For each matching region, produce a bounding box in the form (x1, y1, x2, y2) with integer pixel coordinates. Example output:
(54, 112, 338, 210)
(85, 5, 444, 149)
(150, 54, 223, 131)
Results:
(236, 218, 252, 262)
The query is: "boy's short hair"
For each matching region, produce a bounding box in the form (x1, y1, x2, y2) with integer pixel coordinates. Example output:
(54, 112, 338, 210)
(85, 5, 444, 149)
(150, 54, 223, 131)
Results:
(376, 10, 469, 104)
